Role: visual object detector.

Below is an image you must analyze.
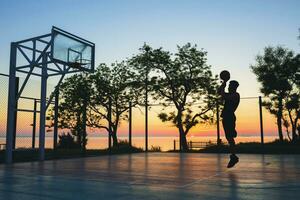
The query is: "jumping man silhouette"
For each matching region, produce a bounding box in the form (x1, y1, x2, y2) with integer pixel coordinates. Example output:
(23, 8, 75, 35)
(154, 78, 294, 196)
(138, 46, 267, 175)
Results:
(218, 71, 240, 168)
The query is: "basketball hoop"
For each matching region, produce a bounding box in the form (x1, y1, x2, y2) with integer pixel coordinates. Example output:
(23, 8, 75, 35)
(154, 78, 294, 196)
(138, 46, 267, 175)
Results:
(68, 59, 91, 69)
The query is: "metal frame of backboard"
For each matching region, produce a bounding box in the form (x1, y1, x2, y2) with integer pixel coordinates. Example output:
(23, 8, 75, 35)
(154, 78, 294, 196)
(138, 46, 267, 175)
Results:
(6, 26, 95, 163)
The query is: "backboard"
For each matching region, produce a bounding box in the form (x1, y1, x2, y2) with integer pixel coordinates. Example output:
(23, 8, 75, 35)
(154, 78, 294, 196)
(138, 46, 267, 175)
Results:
(51, 26, 95, 72)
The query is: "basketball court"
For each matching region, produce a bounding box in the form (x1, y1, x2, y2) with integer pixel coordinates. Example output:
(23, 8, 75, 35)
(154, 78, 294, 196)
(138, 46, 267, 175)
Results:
(2, 26, 300, 200)
(0, 153, 300, 199)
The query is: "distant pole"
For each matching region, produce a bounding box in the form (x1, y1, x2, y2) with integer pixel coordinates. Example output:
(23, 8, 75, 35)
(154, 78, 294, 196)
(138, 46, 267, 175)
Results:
(173, 139, 176, 151)
(259, 96, 264, 145)
(216, 102, 220, 145)
(144, 47, 150, 152)
(145, 71, 148, 152)
(108, 97, 112, 151)
(12, 77, 19, 149)
(32, 99, 37, 148)
(53, 88, 59, 149)
(129, 102, 132, 146)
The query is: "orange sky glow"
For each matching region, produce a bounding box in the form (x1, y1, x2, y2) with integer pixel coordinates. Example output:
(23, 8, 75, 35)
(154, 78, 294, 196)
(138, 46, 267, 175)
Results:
(0, 100, 279, 139)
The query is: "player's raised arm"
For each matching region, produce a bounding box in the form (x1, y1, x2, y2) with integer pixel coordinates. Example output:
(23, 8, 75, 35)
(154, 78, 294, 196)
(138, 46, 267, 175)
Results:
(218, 81, 227, 97)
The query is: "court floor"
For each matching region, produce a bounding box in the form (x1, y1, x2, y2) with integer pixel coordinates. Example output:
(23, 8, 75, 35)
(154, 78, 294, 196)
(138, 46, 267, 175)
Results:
(0, 153, 300, 200)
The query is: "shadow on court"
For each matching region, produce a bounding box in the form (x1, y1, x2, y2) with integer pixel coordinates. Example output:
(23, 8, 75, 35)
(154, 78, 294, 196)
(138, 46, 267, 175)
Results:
(0, 153, 300, 200)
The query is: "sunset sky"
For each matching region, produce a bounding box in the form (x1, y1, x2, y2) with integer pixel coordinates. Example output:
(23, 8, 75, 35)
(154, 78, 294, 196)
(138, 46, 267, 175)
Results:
(0, 0, 299, 139)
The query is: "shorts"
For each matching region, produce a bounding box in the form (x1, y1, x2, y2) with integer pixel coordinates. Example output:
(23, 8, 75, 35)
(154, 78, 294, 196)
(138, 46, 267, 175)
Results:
(222, 114, 237, 139)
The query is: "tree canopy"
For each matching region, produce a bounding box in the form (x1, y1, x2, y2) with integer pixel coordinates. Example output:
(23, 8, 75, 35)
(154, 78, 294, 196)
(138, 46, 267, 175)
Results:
(130, 43, 218, 150)
(88, 62, 141, 146)
(56, 73, 92, 149)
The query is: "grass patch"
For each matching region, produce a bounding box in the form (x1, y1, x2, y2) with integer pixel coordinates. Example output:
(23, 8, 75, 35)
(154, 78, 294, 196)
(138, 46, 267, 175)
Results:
(197, 139, 300, 154)
(167, 139, 300, 154)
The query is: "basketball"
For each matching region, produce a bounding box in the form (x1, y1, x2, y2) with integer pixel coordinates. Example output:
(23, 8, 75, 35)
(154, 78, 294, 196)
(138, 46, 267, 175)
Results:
(220, 70, 230, 81)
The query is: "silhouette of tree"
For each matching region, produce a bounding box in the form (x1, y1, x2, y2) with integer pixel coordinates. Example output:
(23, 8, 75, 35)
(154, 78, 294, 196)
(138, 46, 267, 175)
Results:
(284, 54, 300, 140)
(285, 94, 300, 140)
(88, 62, 141, 147)
(131, 43, 218, 151)
(56, 73, 92, 149)
(251, 46, 298, 142)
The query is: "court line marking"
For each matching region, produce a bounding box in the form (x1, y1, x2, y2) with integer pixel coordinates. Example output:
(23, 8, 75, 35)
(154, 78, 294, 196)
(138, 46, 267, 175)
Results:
(179, 169, 231, 188)
(2, 163, 235, 190)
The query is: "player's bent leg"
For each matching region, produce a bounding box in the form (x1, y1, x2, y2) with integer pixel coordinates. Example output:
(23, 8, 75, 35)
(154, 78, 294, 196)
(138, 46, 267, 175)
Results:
(223, 117, 239, 168)
(227, 137, 236, 154)
(226, 137, 239, 168)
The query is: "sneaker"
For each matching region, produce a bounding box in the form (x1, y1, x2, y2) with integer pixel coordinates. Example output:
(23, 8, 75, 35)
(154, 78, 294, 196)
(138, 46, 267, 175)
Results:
(227, 154, 239, 168)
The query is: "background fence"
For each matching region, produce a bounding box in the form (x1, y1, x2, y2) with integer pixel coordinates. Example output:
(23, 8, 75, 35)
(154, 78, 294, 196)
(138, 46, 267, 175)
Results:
(0, 73, 9, 150)
(0, 73, 282, 155)
(0, 73, 56, 152)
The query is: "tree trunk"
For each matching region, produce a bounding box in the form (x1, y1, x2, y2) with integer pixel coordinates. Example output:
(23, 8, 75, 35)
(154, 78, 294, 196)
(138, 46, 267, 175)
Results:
(292, 125, 297, 141)
(82, 99, 87, 151)
(76, 113, 82, 147)
(277, 117, 284, 141)
(292, 117, 299, 141)
(112, 105, 120, 147)
(180, 131, 188, 151)
(277, 98, 284, 142)
(112, 132, 118, 147)
(111, 125, 118, 147)
(296, 117, 300, 138)
(177, 110, 188, 151)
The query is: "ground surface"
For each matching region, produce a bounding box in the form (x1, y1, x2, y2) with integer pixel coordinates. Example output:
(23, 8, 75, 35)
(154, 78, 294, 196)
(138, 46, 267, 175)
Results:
(0, 153, 299, 200)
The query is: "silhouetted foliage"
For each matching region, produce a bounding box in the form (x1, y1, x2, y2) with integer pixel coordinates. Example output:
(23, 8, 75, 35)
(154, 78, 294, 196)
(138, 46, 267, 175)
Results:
(128, 44, 154, 99)
(110, 140, 143, 152)
(251, 46, 300, 141)
(57, 132, 80, 149)
(149, 145, 162, 152)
